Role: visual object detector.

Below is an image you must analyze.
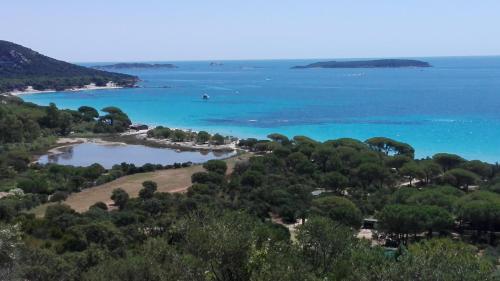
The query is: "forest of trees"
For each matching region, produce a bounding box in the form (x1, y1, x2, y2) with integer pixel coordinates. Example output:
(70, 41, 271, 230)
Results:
(1, 97, 499, 280)
(0, 95, 143, 209)
(147, 125, 228, 144)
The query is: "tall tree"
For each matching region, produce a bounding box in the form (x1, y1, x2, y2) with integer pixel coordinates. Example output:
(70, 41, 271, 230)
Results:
(432, 153, 465, 172)
(111, 188, 129, 210)
(297, 216, 355, 274)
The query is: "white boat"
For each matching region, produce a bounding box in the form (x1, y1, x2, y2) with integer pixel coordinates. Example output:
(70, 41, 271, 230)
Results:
(203, 93, 210, 100)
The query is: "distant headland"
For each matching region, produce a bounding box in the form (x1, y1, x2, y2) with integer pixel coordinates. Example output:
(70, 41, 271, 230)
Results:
(93, 63, 178, 69)
(0, 40, 138, 94)
(292, 59, 431, 69)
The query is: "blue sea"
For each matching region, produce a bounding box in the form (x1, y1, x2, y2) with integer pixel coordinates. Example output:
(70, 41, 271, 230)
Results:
(21, 57, 500, 162)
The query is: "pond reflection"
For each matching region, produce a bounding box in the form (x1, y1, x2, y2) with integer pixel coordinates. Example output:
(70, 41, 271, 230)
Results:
(38, 143, 235, 168)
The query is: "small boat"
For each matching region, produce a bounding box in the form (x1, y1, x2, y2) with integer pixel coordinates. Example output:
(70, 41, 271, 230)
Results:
(202, 93, 210, 100)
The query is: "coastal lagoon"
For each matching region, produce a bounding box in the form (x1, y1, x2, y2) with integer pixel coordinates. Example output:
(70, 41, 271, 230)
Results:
(23, 57, 500, 162)
(38, 143, 235, 169)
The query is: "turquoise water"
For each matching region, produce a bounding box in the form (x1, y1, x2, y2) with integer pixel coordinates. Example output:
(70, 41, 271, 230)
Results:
(22, 57, 500, 162)
(38, 143, 235, 168)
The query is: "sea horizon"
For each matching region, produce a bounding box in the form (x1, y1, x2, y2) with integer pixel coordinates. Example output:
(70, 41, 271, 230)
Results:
(75, 54, 500, 64)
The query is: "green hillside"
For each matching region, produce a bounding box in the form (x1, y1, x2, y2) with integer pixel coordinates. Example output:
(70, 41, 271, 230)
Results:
(0, 40, 138, 93)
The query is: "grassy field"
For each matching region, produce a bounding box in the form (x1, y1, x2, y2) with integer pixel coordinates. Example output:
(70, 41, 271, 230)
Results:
(31, 153, 250, 217)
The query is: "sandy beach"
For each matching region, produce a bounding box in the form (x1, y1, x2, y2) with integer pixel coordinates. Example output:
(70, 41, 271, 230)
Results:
(121, 129, 238, 152)
(4, 82, 122, 96)
(45, 137, 127, 156)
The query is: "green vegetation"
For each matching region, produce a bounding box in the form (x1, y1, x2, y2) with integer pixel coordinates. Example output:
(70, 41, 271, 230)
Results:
(0, 40, 137, 93)
(0, 96, 194, 217)
(147, 125, 231, 144)
(1, 97, 499, 279)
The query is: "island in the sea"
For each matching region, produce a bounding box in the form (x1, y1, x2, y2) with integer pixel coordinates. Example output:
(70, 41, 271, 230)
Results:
(292, 59, 431, 69)
(0, 40, 138, 94)
(93, 62, 178, 69)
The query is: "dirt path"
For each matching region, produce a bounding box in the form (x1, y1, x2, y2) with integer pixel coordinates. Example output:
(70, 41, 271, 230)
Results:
(31, 153, 250, 216)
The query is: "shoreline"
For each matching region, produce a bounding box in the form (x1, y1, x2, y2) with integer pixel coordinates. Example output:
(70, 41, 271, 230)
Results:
(37, 134, 240, 162)
(46, 137, 127, 155)
(31, 137, 128, 164)
(119, 129, 238, 152)
(3, 82, 123, 97)
(33, 136, 241, 169)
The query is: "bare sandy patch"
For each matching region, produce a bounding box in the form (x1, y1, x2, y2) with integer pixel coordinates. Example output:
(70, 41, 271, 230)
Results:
(31, 153, 250, 216)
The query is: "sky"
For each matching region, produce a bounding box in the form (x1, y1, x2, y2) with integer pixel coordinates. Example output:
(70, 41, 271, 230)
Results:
(2, 0, 500, 62)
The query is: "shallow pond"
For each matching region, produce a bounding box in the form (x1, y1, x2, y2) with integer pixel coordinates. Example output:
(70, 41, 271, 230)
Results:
(38, 143, 236, 168)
